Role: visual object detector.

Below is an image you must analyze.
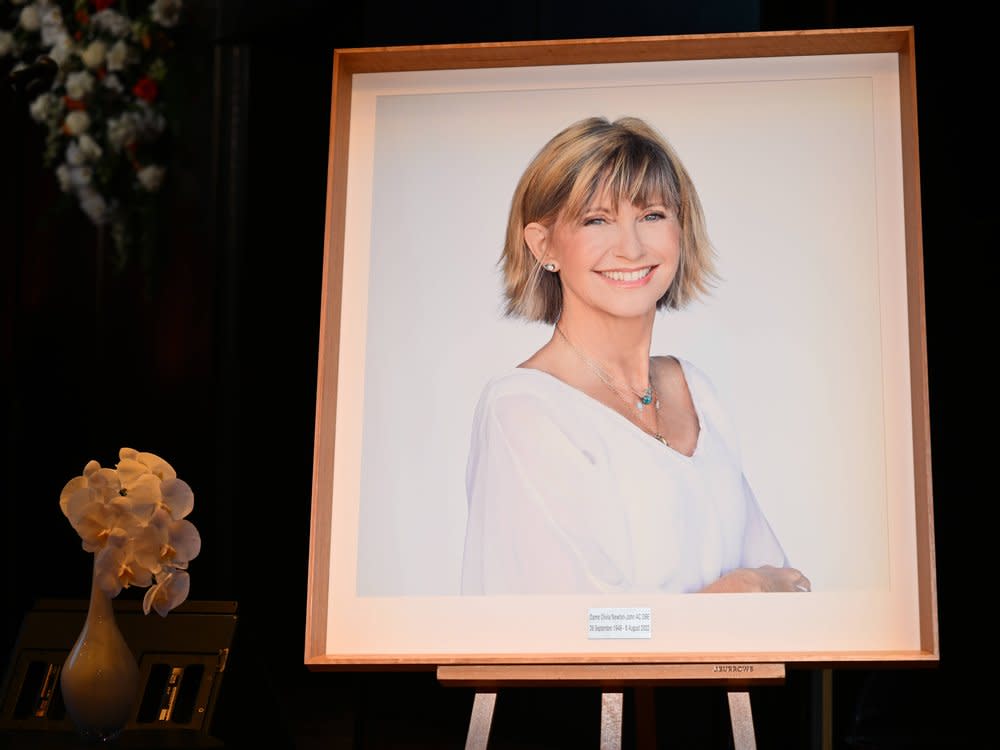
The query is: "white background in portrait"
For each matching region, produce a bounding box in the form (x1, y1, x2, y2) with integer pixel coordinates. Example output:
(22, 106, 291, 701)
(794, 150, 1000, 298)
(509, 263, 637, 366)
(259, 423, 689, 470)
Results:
(328, 53, 918, 655)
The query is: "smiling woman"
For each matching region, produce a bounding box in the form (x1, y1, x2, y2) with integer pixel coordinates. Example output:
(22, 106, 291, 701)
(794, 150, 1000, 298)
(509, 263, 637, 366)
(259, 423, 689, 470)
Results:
(459, 116, 810, 596)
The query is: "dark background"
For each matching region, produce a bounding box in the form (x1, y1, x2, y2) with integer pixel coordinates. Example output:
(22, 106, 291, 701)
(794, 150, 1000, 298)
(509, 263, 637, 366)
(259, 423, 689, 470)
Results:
(1, 1, 988, 747)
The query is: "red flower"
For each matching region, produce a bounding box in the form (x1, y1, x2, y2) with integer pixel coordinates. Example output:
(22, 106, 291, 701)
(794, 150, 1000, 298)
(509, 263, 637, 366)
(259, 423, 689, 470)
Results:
(75, 9, 90, 25)
(93, 0, 116, 10)
(132, 77, 158, 103)
(63, 96, 87, 111)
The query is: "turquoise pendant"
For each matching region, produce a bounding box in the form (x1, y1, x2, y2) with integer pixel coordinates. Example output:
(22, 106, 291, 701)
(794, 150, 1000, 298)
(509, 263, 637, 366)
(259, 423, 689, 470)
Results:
(636, 386, 653, 410)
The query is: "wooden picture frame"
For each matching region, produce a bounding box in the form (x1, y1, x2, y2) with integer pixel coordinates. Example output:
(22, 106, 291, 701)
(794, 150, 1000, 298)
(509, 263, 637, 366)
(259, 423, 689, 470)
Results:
(305, 27, 936, 669)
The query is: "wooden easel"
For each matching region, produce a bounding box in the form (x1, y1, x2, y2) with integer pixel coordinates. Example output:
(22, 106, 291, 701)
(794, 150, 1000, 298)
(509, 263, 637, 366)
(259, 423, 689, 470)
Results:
(439, 663, 788, 750)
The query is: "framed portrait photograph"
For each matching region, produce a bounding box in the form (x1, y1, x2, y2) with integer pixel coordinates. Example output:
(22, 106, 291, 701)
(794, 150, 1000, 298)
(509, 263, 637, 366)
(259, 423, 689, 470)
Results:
(305, 27, 936, 668)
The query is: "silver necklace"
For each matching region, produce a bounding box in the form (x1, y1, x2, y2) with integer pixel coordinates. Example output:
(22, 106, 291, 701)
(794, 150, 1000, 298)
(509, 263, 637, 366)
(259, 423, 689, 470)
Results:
(555, 325, 659, 411)
(555, 325, 670, 447)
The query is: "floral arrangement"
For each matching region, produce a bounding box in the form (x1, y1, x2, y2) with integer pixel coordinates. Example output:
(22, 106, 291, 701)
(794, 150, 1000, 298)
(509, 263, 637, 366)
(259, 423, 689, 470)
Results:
(59, 447, 201, 616)
(0, 0, 183, 269)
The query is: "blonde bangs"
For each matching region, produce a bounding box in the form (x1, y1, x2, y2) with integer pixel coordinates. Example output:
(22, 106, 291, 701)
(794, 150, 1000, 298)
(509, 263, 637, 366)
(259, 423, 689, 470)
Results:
(500, 116, 717, 322)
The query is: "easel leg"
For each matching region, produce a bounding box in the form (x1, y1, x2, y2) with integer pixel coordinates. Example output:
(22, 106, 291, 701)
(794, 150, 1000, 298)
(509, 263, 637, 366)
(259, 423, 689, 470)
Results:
(727, 690, 757, 750)
(465, 691, 496, 750)
(821, 668, 832, 750)
(600, 691, 624, 750)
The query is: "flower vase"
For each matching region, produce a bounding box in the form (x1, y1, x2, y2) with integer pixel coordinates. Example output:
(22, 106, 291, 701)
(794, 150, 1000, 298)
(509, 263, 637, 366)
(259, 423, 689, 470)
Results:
(60, 560, 140, 742)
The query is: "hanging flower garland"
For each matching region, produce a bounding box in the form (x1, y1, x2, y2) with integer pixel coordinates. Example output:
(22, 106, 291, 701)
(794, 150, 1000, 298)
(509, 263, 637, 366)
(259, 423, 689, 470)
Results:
(0, 0, 183, 269)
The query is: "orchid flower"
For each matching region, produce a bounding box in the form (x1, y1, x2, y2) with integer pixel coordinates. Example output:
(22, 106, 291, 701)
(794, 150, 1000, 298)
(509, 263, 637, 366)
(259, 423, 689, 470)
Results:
(115, 447, 176, 522)
(94, 528, 155, 597)
(132, 507, 200, 574)
(143, 569, 190, 617)
(59, 461, 135, 551)
(60, 447, 199, 617)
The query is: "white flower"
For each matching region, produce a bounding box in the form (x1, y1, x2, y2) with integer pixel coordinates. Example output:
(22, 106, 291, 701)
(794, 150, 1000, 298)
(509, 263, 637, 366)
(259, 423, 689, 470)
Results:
(105, 39, 130, 71)
(67, 165, 93, 188)
(133, 507, 201, 575)
(101, 73, 124, 93)
(118, 448, 177, 480)
(61, 448, 200, 617)
(92, 9, 131, 38)
(0, 31, 14, 58)
(78, 134, 103, 161)
(65, 70, 95, 100)
(55, 163, 72, 192)
(115, 451, 171, 522)
(165, 516, 201, 563)
(116, 448, 195, 520)
(143, 570, 190, 617)
(40, 5, 65, 47)
(107, 113, 136, 150)
(66, 140, 85, 166)
(57, 165, 100, 196)
(95, 527, 157, 597)
(94, 529, 155, 597)
(19, 4, 41, 32)
(137, 165, 166, 192)
(77, 187, 108, 223)
(151, 0, 183, 28)
(160, 477, 195, 519)
(63, 110, 90, 135)
(56, 164, 100, 194)
(48, 33, 74, 66)
(28, 92, 58, 123)
(60, 462, 131, 552)
(80, 40, 107, 69)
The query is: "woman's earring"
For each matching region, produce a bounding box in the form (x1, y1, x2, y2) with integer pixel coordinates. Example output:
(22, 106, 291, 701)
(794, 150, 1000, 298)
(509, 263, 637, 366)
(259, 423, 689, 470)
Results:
(543, 262, 558, 272)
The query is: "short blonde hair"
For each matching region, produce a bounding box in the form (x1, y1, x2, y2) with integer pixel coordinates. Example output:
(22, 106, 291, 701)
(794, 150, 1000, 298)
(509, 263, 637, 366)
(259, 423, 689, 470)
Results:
(501, 116, 717, 324)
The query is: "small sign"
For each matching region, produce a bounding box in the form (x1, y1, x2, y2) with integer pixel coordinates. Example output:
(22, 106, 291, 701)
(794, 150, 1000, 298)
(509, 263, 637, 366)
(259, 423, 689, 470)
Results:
(587, 607, 652, 639)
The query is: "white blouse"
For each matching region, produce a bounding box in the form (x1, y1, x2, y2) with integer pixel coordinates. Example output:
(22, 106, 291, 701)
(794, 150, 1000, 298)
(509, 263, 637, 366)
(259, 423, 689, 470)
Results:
(460, 358, 788, 595)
